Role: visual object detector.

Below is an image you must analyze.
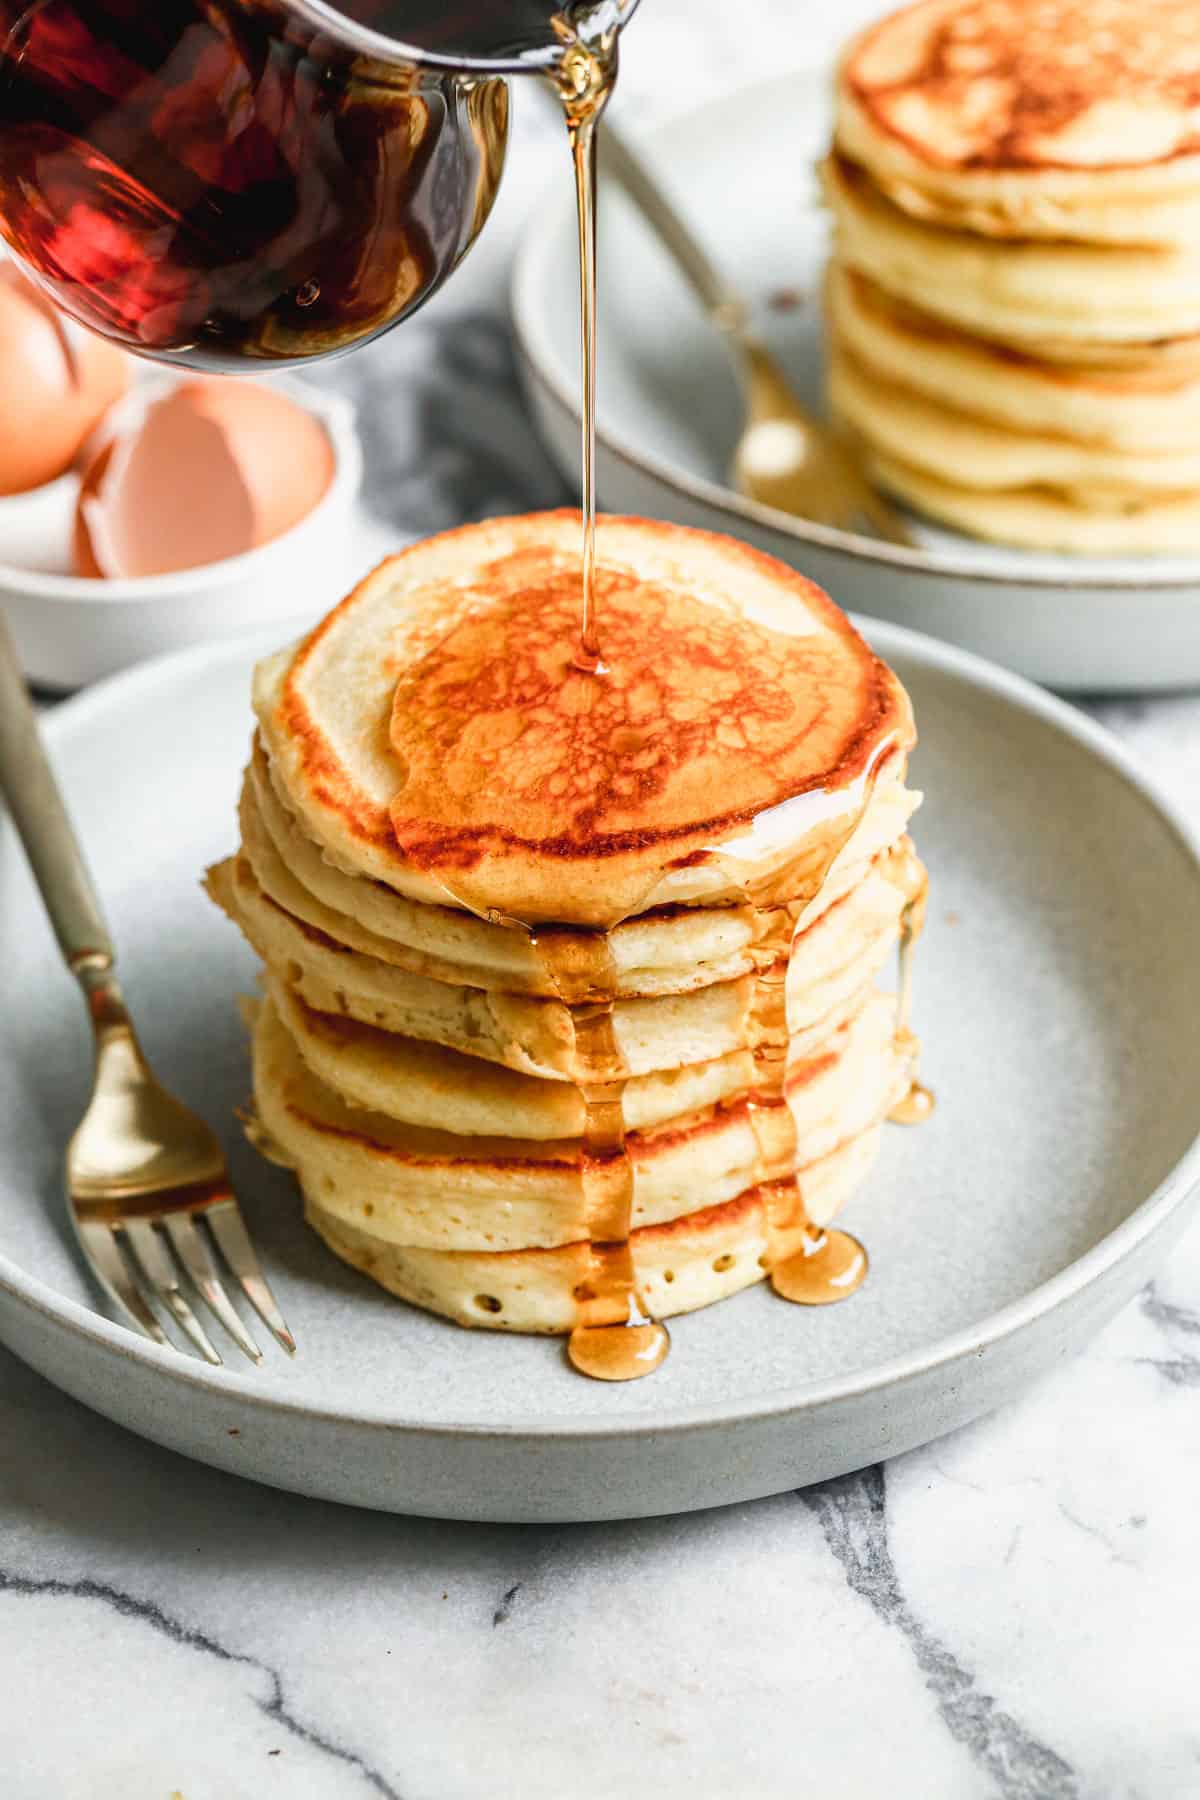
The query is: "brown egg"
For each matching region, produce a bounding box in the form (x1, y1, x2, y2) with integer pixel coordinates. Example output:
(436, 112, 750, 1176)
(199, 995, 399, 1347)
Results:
(73, 378, 336, 579)
(0, 264, 129, 494)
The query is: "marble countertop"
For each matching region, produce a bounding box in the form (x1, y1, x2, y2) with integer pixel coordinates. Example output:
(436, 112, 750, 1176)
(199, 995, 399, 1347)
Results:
(6, 7, 1200, 1795)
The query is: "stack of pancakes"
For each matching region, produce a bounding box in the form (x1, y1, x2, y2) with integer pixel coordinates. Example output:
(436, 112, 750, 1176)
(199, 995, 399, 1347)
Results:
(208, 513, 923, 1337)
(825, 0, 1200, 552)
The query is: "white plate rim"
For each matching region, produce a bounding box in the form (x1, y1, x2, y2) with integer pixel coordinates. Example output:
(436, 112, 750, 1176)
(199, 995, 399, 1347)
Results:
(2, 619, 1200, 1443)
(511, 64, 1200, 596)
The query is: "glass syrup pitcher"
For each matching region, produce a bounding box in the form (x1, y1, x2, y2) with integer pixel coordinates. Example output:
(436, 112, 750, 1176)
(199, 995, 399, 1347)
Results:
(0, 0, 632, 370)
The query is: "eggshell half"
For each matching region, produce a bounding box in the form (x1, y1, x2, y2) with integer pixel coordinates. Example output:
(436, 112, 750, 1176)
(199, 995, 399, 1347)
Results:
(76, 379, 336, 578)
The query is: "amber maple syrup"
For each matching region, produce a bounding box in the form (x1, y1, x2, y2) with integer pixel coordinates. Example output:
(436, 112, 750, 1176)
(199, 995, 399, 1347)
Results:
(531, 932, 668, 1381)
(553, 18, 618, 672)
(543, 16, 670, 1377)
(708, 815, 883, 1312)
(472, 8, 669, 1381)
(745, 915, 870, 1308)
(0, 0, 624, 369)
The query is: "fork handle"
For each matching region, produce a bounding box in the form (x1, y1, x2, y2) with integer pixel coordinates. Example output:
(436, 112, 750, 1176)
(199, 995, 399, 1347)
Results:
(0, 611, 115, 982)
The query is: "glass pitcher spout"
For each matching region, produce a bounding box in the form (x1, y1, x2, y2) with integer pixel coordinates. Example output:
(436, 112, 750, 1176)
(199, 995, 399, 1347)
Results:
(290, 0, 639, 73)
(0, 0, 634, 369)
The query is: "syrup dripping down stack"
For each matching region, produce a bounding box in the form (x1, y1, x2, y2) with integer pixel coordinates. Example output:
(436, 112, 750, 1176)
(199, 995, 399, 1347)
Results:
(207, 512, 927, 1379)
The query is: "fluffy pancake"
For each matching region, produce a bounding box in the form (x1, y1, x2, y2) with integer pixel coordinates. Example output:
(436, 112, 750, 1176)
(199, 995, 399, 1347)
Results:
(254, 512, 913, 926)
(829, 343, 1200, 496)
(862, 448, 1200, 551)
(829, 265, 1200, 452)
(304, 1131, 884, 1333)
(265, 968, 755, 1140)
(244, 738, 922, 1000)
(251, 989, 904, 1255)
(208, 839, 912, 1082)
(825, 153, 1200, 347)
(826, 4, 1200, 551)
(259, 930, 908, 1140)
(836, 0, 1200, 246)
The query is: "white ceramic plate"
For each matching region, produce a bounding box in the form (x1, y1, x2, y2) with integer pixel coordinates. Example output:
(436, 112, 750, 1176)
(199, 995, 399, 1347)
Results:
(513, 70, 1200, 694)
(2, 623, 1200, 1521)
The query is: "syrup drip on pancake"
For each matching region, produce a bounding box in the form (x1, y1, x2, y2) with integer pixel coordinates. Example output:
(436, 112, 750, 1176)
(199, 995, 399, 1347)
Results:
(532, 931, 669, 1379)
(385, 568, 898, 901)
(752, 911, 869, 1307)
(888, 842, 935, 1126)
(472, 918, 669, 1379)
(707, 820, 881, 1311)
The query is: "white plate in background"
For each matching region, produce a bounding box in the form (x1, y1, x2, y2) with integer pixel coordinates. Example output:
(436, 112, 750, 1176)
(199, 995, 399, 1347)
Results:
(513, 68, 1200, 694)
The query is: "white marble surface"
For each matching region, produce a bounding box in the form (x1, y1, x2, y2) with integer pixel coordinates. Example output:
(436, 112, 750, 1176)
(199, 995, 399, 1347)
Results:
(6, 5, 1200, 1795)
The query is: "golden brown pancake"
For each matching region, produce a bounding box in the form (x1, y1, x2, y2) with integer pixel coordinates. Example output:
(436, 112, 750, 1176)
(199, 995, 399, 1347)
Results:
(303, 1131, 886, 1334)
(824, 152, 1200, 346)
(304, 1132, 887, 1334)
(250, 989, 904, 1257)
(829, 340, 1200, 492)
(837, 0, 1200, 245)
(207, 836, 910, 1084)
(863, 446, 1200, 551)
(240, 732, 921, 1001)
(213, 514, 927, 1341)
(254, 512, 913, 926)
(828, 265, 1200, 451)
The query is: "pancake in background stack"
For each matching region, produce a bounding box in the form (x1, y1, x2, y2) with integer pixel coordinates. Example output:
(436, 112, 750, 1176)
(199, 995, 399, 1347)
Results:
(825, 0, 1200, 552)
(207, 512, 925, 1347)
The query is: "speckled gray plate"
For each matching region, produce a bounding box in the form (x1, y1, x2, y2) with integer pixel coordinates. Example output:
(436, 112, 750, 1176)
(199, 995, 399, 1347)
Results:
(2, 623, 1200, 1522)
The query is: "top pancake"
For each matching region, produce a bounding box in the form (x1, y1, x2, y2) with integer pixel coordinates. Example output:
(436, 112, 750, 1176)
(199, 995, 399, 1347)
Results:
(836, 0, 1200, 244)
(255, 512, 912, 926)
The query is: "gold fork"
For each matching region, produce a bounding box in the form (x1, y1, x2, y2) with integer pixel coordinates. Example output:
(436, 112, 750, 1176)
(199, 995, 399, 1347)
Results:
(599, 121, 911, 543)
(0, 615, 294, 1365)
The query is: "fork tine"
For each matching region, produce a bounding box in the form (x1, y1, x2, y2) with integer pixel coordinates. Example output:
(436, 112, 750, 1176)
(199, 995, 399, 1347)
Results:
(163, 1214, 262, 1364)
(123, 1219, 223, 1366)
(77, 1220, 169, 1347)
(205, 1198, 296, 1355)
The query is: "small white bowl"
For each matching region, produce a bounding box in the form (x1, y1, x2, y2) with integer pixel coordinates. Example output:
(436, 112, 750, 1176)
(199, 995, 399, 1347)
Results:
(0, 375, 363, 689)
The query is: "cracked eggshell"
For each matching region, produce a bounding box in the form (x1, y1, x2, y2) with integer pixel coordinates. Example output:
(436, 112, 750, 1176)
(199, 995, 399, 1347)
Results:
(74, 378, 336, 579)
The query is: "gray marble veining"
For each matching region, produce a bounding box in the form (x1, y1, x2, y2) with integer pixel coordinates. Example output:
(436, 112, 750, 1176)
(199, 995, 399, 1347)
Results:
(5, 5, 1200, 1794)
